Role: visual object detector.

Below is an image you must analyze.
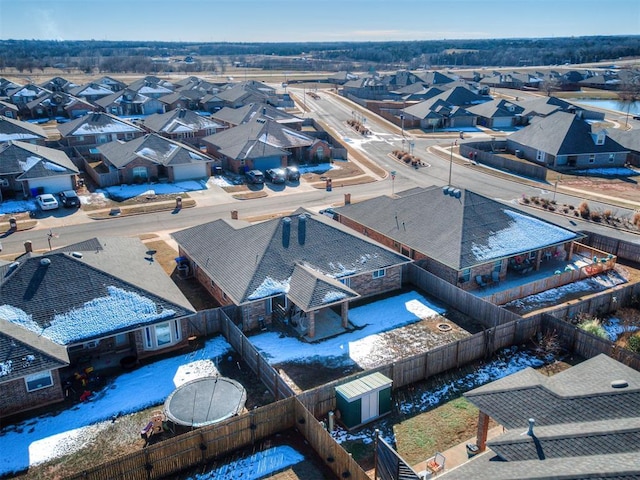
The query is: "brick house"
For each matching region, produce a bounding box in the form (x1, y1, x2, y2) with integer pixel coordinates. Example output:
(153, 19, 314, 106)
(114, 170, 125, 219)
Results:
(333, 186, 582, 291)
(0, 237, 195, 418)
(0, 117, 48, 145)
(172, 211, 410, 337)
(141, 109, 224, 146)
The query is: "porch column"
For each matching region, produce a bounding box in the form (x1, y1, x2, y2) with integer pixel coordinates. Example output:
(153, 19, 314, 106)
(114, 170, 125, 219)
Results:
(535, 250, 542, 270)
(568, 242, 575, 260)
(476, 411, 491, 452)
(341, 302, 349, 328)
(308, 311, 316, 338)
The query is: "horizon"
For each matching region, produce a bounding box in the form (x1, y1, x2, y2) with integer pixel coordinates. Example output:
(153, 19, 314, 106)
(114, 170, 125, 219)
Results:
(1, 0, 638, 43)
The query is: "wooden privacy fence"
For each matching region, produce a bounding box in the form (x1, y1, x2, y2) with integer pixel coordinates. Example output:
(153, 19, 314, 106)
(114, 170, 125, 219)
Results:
(298, 316, 541, 418)
(65, 397, 297, 480)
(580, 230, 640, 265)
(541, 314, 640, 371)
(406, 263, 521, 328)
(460, 142, 548, 180)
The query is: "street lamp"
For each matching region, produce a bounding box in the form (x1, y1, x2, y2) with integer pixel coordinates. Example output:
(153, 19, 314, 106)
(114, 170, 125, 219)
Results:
(400, 114, 405, 138)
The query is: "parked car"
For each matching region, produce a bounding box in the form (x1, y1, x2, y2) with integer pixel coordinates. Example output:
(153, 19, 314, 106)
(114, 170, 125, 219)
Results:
(36, 193, 59, 211)
(265, 168, 287, 184)
(59, 190, 81, 208)
(245, 169, 265, 184)
(285, 166, 300, 181)
(319, 208, 337, 219)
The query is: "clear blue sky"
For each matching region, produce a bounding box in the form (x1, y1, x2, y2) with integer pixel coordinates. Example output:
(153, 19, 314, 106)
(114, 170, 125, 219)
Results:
(1, 0, 638, 43)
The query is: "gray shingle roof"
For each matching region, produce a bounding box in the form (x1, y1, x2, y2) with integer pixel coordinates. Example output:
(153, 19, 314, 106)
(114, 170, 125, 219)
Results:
(57, 112, 143, 137)
(172, 213, 409, 306)
(0, 140, 78, 178)
(334, 187, 579, 270)
(98, 133, 212, 168)
(508, 111, 628, 156)
(212, 102, 302, 127)
(446, 355, 640, 479)
(288, 263, 360, 312)
(0, 117, 47, 142)
(142, 109, 222, 134)
(0, 238, 194, 345)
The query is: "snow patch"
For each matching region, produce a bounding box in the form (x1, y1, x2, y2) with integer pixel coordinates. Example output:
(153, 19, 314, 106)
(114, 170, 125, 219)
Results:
(248, 276, 291, 301)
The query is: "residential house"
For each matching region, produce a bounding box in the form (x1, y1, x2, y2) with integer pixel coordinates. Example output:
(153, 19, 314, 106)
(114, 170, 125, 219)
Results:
(57, 112, 145, 156)
(68, 82, 119, 104)
(0, 237, 195, 418)
(506, 112, 629, 169)
(0, 77, 21, 97)
(516, 96, 604, 121)
(94, 88, 166, 117)
(126, 76, 174, 97)
(93, 133, 215, 186)
(465, 98, 526, 129)
(0, 100, 19, 119)
(402, 92, 479, 130)
(201, 117, 330, 173)
(6, 84, 48, 115)
(342, 70, 427, 100)
(0, 140, 79, 198)
(141, 109, 224, 146)
(39, 76, 77, 93)
(332, 186, 582, 291)
(0, 117, 48, 145)
(157, 90, 205, 112)
(174, 76, 221, 94)
(216, 81, 279, 108)
(94, 76, 127, 93)
(211, 102, 303, 130)
(327, 71, 359, 85)
(171, 211, 410, 336)
(25, 91, 97, 120)
(443, 354, 640, 479)
(606, 128, 640, 166)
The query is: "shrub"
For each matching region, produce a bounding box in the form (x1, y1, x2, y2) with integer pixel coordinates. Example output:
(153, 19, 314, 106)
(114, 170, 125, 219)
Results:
(562, 208, 569, 214)
(603, 210, 613, 221)
(532, 197, 540, 205)
(401, 154, 412, 164)
(628, 333, 640, 353)
(579, 202, 590, 219)
(568, 205, 575, 210)
(579, 318, 608, 339)
(633, 212, 640, 228)
(521, 197, 530, 204)
(548, 205, 555, 212)
(590, 211, 602, 222)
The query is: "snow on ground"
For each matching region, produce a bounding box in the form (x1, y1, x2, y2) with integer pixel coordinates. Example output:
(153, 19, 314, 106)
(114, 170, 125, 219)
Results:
(0, 336, 232, 477)
(98, 179, 208, 201)
(185, 445, 304, 480)
(602, 316, 640, 342)
(0, 199, 37, 214)
(574, 167, 639, 176)
(503, 270, 628, 313)
(297, 162, 342, 174)
(251, 291, 446, 368)
(331, 347, 545, 448)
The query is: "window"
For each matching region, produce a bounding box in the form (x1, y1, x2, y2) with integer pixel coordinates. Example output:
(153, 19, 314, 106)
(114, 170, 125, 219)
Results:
(372, 269, 386, 279)
(97, 135, 109, 144)
(609, 154, 615, 163)
(461, 268, 471, 283)
(25, 371, 53, 392)
(339, 277, 351, 288)
(589, 155, 596, 164)
(114, 333, 129, 347)
(493, 260, 502, 273)
(125, 132, 135, 140)
(76, 135, 85, 142)
(536, 150, 546, 162)
(132, 166, 148, 179)
(143, 320, 182, 350)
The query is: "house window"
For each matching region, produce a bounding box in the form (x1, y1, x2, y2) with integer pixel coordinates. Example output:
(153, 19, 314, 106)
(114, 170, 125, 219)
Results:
(125, 133, 134, 140)
(97, 135, 109, 144)
(114, 333, 129, 347)
(25, 371, 53, 392)
(609, 154, 615, 163)
(536, 150, 545, 162)
(132, 166, 148, 180)
(493, 260, 502, 273)
(143, 320, 182, 350)
(339, 277, 351, 288)
(315, 146, 325, 160)
(372, 269, 386, 279)
(589, 155, 596, 164)
(461, 268, 471, 282)
(76, 135, 84, 142)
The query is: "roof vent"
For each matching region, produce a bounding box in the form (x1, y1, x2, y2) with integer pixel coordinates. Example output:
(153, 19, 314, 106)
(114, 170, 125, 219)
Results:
(442, 186, 449, 195)
(298, 214, 307, 245)
(452, 189, 461, 199)
(527, 418, 535, 436)
(71, 251, 83, 258)
(40, 258, 51, 266)
(7, 261, 20, 273)
(282, 217, 291, 248)
(611, 379, 629, 389)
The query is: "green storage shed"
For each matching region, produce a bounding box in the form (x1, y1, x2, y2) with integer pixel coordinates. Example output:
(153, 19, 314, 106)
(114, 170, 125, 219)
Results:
(335, 372, 392, 430)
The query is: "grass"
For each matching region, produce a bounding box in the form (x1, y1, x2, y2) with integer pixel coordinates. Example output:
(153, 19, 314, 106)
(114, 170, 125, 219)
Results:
(393, 397, 494, 466)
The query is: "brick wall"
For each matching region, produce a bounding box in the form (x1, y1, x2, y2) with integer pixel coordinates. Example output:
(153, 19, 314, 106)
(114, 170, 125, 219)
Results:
(0, 370, 65, 418)
(348, 265, 402, 298)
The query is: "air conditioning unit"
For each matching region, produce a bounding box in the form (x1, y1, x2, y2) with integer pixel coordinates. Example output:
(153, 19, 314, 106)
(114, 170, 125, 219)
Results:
(0, 179, 9, 188)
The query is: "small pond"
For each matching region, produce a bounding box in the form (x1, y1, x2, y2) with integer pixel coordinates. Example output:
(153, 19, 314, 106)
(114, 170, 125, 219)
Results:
(570, 99, 640, 116)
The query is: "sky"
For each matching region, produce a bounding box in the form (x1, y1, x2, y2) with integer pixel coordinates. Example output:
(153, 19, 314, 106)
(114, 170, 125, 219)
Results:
(0, 0, 638, 43)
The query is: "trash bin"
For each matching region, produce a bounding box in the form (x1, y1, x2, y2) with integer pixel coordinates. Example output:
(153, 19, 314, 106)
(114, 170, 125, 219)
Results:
(326, 178, 332, 192)
(9, 217, 16, 230)
(176, 196, 182, 209)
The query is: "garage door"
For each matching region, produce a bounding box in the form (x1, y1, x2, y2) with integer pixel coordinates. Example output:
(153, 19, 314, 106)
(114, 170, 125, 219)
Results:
(253, 156, 282, 172)
(30, 176, 73, 194)
(492, 117, 513, 128)
(173, 163, 208, 182)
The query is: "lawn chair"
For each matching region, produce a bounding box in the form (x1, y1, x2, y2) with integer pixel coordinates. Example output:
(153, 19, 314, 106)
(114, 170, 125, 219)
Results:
(426, 452, 445, 475)
(475, 275, 487, 288)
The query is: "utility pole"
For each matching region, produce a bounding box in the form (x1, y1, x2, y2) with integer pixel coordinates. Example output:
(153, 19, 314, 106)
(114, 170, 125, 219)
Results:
(448, 142, 454, 186)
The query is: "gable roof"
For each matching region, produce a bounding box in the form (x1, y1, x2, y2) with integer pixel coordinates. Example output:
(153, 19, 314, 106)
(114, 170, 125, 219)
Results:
(0, 319, 69, 385)
(0, 238, 194, 346)
(288, 263, 360, 312)
(172, 212, 410, 306)
(212, 102, 302, 127)
(508, 111, 628, 156)
(57, 112, 143, 137)
(333, 187, 580, 270)
(98, 133, 212, 168)
(0, 140, 78, 178)
(444, 355, 640, 479)
(0, 117, 47, 143)
(141, 109, 223, 134)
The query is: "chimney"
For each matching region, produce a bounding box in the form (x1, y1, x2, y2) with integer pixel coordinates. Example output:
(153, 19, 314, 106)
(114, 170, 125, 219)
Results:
(282, 217, 291, 248)
(298, 214, 307, 245)
(527, 418, 535, 436)
(24, 240, 32, 253)
(231, 210, 238, 220)
(344, 193, 351, 205)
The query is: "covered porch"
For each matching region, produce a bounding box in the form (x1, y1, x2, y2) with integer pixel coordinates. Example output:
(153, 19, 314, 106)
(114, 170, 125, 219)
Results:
(474, 243, 617, 305)
(289, 302, 352, 342)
